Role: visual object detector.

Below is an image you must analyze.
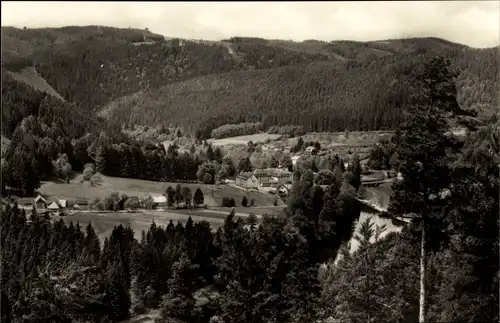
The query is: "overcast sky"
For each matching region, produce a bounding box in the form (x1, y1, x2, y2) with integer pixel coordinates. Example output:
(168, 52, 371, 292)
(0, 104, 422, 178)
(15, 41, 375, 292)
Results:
(2, 1, 499, 48)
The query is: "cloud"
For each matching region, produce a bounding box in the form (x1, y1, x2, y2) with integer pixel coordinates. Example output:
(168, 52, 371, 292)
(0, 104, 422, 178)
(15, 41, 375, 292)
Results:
(1, 1, 498, 47)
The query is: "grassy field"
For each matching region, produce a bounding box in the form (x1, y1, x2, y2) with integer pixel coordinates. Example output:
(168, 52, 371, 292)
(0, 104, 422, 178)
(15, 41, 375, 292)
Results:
(285, 131, 394, 148)
(38, 173, 280, 208)
(208, 133, 282, 146)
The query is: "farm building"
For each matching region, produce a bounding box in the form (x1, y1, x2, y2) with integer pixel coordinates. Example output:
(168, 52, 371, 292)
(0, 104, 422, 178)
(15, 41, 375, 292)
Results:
(236, 172, 260, 189)
(152, 195, 167, 207)
(291, 156, 301, 166)
(253, 168, 293, 188)
(34, 195, 48, 209)
(47, 199, 68, 212)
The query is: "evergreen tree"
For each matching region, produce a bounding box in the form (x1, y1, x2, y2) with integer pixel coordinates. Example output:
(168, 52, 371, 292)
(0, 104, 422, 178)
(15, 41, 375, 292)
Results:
(350, 153, 362, 190)
(175, 184, 183, 207)
(241, 195, 248, 207)
(82, 222, 101, 265)
(385, 56, 471, 323)
(206, 145, 215, 161)
(103, 247, 131, 322)
(193, 188, 204, 207)
(166, 186, 175, 207)
(157, 253, 200, 322)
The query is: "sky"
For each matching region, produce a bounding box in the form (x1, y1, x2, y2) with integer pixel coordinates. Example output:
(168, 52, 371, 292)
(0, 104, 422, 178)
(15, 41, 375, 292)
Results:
(2, 1, 499, 48)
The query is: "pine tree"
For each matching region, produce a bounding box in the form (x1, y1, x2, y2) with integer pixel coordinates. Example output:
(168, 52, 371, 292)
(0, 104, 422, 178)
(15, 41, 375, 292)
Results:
(175, 184, 183, 208)
(80, 222, 101, 265)
(206, 145, 215, 161)
(157, 253, 200, 322)
(350, 153, 362, 190)
(166, 186, 175, 207)
(385, 56, 468, 323)
(241, 195, 248, 207)
(193, 188, 204, 207)
(103, 248, 131, 322)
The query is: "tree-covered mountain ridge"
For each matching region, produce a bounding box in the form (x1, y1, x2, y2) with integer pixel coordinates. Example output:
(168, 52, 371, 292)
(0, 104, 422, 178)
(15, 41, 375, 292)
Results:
(2, 26, 498, 138)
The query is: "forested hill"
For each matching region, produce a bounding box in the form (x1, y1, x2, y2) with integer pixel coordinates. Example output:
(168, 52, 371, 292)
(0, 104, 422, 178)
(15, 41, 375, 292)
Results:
(2, 26, 498, 138)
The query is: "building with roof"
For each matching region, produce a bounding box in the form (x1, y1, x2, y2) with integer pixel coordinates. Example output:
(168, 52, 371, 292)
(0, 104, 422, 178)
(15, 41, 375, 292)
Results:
(152, 195, 167, 207)
(34, 195, 48, 209)
(236, 172, 260, 189)
(253, 168, 293, 188)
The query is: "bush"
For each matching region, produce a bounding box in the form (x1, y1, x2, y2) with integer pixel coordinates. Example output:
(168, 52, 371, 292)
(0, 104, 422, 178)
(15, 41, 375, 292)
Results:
(222, 197, 236, 207)
(124, 197, 140, 210)
(96, 201, 105, 211)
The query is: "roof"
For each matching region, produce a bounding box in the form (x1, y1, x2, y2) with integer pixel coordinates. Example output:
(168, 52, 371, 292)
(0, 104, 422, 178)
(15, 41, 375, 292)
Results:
(152, 195, 167, 203)
(306, 146, 317, 152)
(34, 195, 47, 204)
(253, 168, 291, 178)
(58, 200, 67, 208)
(237, 172, 254, 181)
(47, 201, 61, 210)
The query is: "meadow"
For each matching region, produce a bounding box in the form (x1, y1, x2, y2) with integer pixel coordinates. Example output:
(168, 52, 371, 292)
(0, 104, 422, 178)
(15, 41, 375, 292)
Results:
(38, 173, 279, 207)
(207, 133, 282, 146)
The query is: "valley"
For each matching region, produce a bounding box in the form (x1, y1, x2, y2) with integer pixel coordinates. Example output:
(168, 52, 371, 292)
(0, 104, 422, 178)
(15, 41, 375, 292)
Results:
(1, 22, 498, 323)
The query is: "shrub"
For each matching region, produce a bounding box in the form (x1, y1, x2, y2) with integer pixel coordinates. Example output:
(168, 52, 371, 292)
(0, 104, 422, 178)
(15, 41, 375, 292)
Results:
(222, 197, 236, 207)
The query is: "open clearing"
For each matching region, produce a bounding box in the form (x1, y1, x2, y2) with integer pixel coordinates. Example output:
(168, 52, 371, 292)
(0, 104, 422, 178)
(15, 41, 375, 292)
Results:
(6, 67, 65, 101)
(208, 133, 282, 146)
(38, 173, 280, 207)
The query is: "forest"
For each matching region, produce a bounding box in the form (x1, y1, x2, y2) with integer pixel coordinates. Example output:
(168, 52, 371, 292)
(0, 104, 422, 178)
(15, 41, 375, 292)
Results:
(1, 51, 498, 323)
(2, 27, 498, 139)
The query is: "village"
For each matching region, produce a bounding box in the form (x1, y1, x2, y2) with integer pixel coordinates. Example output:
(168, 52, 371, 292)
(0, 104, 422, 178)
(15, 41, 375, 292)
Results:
(7, 133, 396, 223)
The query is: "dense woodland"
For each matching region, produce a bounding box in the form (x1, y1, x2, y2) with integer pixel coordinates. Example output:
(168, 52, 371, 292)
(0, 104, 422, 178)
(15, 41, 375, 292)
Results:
(2, 27, 498, 139)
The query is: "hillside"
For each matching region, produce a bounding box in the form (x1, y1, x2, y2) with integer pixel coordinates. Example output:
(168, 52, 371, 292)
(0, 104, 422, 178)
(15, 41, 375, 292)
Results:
(102, 44, 498, 137)
(1, 27, 498, 140)
(6, 66, 64, 100)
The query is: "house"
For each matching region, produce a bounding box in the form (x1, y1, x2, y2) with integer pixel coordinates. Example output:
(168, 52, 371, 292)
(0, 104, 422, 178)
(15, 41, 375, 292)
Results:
(291, 156, 301, 166)
(58, 199, 68, 208)
(236, 172, 260, 189)
(152, 195, 167, 207)
(47, 199, 68, 211)
(253, 168, 292, 188)
(34, 195, 48, 209)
